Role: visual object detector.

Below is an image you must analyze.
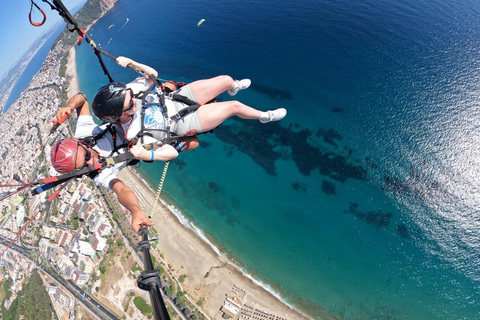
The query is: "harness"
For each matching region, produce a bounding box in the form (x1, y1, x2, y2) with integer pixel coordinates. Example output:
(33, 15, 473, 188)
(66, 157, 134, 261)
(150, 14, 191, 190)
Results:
(131, 80, 212, 146)
(79, 123, 128, 157)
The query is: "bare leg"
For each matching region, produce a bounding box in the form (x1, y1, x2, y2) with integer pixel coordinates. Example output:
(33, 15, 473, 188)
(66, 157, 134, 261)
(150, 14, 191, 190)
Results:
(197, 101, 262, 132)
(188, 75, 235, 105)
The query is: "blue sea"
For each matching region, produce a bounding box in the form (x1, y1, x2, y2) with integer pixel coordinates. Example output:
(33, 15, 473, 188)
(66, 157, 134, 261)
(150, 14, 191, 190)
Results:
(3, 26, 62, 113)
(3, 3, 85, 113)
(74, 0, 480, 319)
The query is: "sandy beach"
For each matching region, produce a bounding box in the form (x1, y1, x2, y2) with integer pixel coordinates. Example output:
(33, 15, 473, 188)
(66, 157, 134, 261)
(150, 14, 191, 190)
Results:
(118, 167, 317, 320)
(65, 44, 325, 320)
(66, 47, 79, 97)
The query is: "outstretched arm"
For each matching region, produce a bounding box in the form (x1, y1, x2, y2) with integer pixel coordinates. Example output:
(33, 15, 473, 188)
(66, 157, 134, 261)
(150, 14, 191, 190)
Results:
(110, 178, 154, 233)
(116, 56, 158, 79)
(52, 92, 90, 123)
(130, 144, 179, 161)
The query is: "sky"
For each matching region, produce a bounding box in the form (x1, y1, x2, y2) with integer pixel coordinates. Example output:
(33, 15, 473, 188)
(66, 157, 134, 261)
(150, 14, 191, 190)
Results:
(0, 0, 87, 80)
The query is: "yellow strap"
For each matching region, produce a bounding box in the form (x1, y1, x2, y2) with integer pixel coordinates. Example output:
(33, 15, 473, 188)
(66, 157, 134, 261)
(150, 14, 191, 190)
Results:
(149, 161, 169, 218)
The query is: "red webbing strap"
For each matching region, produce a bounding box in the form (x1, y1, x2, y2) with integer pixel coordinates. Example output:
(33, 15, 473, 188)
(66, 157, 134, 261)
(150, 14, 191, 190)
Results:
(29, 2, 47, 26)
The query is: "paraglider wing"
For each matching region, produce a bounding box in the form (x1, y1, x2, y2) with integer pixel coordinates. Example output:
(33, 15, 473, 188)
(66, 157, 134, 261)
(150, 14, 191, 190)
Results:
(108, 24, 114, 29)
(197, 19, 205, 27)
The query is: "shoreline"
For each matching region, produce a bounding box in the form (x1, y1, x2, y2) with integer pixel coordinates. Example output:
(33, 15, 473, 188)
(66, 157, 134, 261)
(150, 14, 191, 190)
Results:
(65, 44, 315, 320)
(65, 22, 333, 320)
(119, 167, 319, 320)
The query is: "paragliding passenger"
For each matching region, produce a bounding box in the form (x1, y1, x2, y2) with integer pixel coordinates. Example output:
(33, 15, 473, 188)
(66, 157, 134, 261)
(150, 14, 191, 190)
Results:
(91, 56, 287, 162)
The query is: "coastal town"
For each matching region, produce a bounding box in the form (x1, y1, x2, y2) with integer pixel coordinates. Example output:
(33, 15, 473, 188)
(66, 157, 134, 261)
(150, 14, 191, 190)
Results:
(0, 3, 314, 320)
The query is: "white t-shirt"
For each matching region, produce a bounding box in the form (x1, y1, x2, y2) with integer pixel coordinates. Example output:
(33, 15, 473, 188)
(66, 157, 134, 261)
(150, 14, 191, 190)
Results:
(75, 115, 128, 189)
(122, 77, 178, 145)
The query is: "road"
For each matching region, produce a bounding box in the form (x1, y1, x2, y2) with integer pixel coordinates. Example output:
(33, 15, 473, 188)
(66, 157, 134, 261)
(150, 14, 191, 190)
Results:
(0, 235, 119, 320)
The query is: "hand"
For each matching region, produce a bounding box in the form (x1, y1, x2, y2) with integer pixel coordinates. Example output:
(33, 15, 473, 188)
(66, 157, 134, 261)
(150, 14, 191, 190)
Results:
(52, 106, 73, 124)
(116, 56, 134, 68)
(130, 144, 152, 161)
(131, 211, 155, 234)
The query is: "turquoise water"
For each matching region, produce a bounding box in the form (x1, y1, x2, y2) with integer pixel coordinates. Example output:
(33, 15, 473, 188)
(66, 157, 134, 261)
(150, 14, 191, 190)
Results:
(75, 0, 480, 319)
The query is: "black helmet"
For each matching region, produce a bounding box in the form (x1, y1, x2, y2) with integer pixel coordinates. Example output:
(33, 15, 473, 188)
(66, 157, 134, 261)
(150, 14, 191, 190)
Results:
(92, 82, 128, 122)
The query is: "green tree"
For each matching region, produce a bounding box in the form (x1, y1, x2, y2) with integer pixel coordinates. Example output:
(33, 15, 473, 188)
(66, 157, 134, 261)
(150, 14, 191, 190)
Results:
(116, 238, 124, 247)
(19, 270, 56, 320)
(175, 298, 186, 309)
(134, 296, 152, 315)
(1, 297, 20, 320)
(3, 277, 13, 299)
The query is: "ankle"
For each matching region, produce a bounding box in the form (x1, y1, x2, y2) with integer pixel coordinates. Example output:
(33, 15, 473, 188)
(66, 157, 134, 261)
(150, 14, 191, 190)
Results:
(259, 111, 270, 121)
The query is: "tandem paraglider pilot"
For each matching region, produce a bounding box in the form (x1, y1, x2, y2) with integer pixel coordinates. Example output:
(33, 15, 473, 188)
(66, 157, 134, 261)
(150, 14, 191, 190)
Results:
(50, 92, 154, 233)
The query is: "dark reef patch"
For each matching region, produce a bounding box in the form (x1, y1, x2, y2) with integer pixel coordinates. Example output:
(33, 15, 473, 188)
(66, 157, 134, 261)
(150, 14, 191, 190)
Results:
(365, 156, 378, 169)
(199, 141, 213, 148)
(225, 214, 240, 226)
(224, 145, 235, 158)
(331, 107, 344, 113)
(383, 166, 453, 202)
(316, 128, 343, 148)
(321, 180, 335, 195)
(173, 159, 187, 170)
(251, 83, 293, 100)
(214, 119, 367, 182)
(208, 182, 220, 192)
(396, 223, 409, 238)
(344, 202, 392, 228)
(231, 197, 241, 210)
(292, 182, 307, 192)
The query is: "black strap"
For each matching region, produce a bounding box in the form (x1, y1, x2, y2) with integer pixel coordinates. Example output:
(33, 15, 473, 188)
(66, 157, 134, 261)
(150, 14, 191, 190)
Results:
(169, 103, 200, 120)
(31, 150, 135, 195)
(93, 47, 115, 83)
(80, 123, 111, 146)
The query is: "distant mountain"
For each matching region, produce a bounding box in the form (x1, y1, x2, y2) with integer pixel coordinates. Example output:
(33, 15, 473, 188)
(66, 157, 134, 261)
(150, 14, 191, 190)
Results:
(0, 29, 54, 86)
(0, 0, 115, 112)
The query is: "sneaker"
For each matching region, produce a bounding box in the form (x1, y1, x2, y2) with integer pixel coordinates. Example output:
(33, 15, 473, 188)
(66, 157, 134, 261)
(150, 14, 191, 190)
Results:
(228, 79, 251, 96)
(259, 108, 287, 123)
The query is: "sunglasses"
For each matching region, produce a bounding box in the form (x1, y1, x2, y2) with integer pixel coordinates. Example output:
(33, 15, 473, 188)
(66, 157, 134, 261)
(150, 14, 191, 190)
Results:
(123, 89, 135, 113)
(78, 145, 92, 168)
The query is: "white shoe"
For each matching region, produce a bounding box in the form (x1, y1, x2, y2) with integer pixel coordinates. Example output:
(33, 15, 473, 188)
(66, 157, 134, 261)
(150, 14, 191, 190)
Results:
(228, 79, 251, 96)
(259, 108, 287, 123)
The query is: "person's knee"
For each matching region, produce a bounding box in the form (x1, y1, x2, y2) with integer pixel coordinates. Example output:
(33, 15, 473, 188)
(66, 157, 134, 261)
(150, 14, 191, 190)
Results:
(228, 100, 246, 114)
(214, 75, 234, 88)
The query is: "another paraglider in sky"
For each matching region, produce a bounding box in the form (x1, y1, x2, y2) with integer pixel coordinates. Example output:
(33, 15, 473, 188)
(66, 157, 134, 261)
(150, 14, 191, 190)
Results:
(197, 19, 205, 27)
(107, 18, 130, 44)
(120, 18, 129, 30)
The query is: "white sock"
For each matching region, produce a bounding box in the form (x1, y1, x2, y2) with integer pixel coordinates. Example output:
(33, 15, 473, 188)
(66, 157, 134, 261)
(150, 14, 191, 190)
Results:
(232, 81, 240, 91)
(259, 111, 270, 121)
